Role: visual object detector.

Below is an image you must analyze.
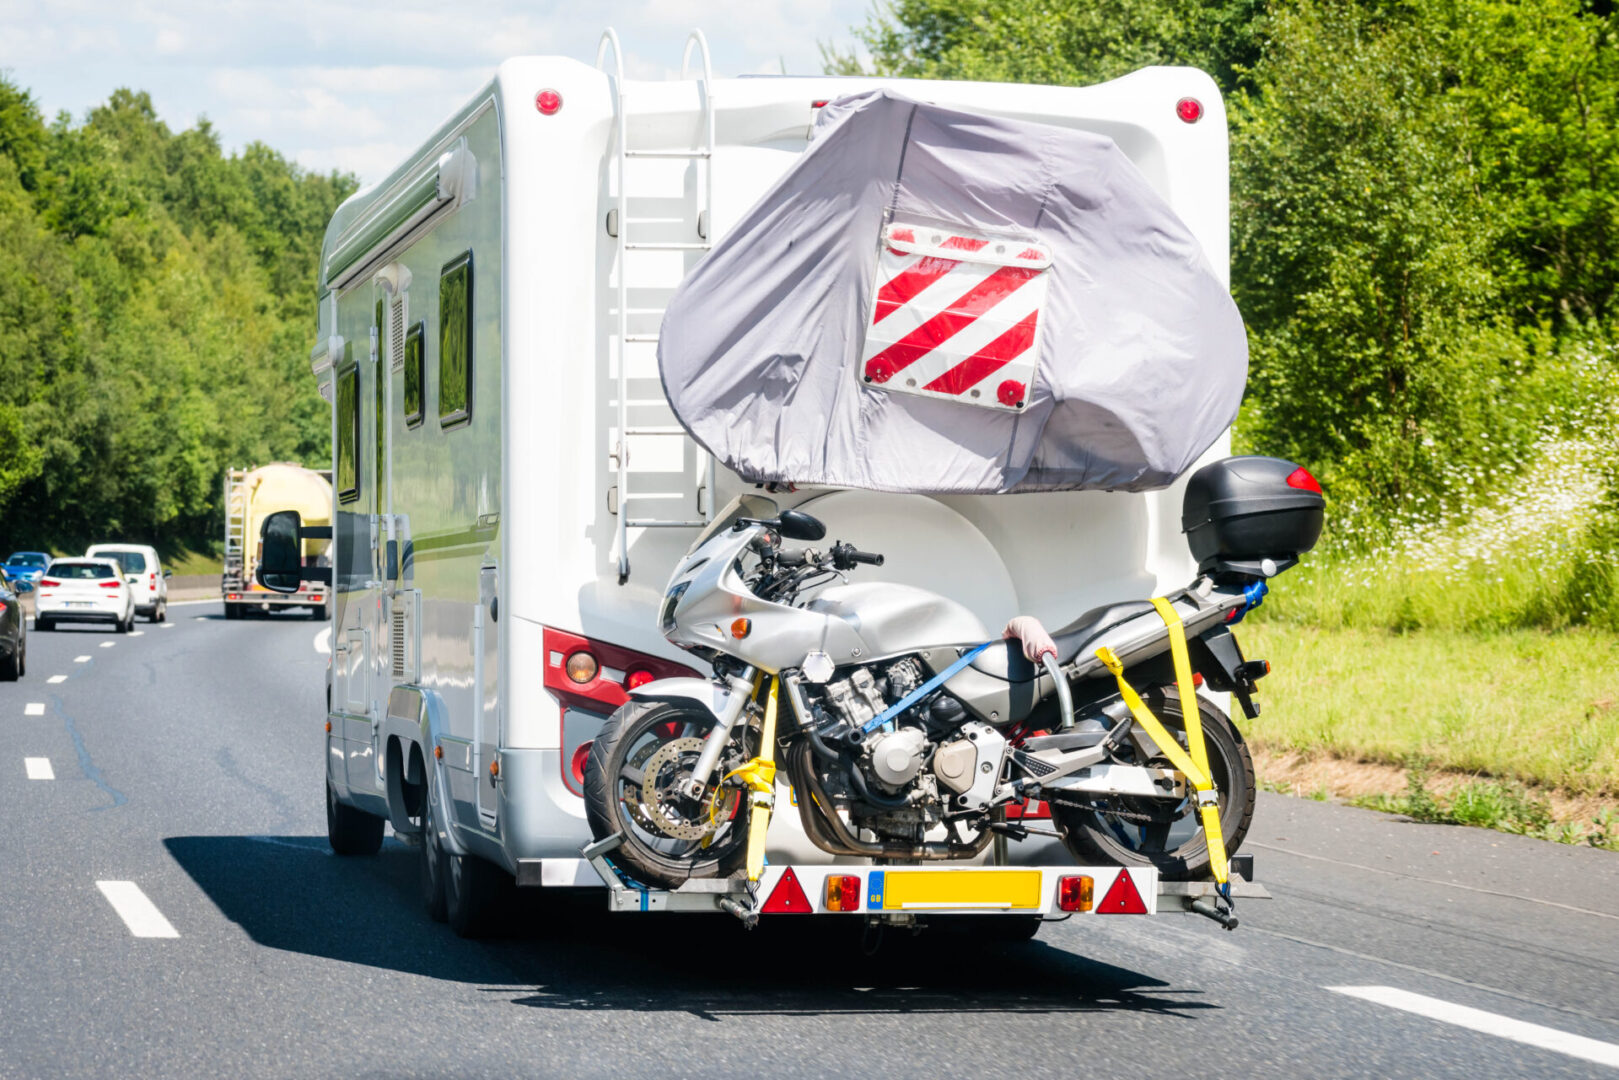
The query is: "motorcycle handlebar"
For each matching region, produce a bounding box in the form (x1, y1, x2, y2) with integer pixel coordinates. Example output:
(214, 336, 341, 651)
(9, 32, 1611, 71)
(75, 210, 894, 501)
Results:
(830, 541, 884, 569)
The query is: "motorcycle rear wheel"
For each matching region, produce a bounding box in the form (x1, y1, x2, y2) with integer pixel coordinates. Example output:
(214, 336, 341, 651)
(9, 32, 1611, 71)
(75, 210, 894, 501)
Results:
(1052, 688, 1254, 882)
(583, 700, 753, 890)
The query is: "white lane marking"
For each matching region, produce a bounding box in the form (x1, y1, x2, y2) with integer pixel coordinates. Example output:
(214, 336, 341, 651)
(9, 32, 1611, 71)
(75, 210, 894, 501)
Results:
(314, 627, 331, 655)
(95, 881, 180, 939)
(24, 703, 44, 716)
(1327, 986, 1619, 1069)
(161, 623, 175, 629)
(129, 630, 144, 637)
(24, 757, 54, 779)
(167, 598, 220, 607)
(47, 675, 67, 684)
(75, 655, 90, 663)
(99, 641, 114, 648)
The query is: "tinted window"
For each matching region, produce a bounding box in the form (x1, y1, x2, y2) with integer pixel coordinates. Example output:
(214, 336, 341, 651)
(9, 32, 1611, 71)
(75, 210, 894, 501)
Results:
(439, 252, 473, 427)
(91, 550, 148, 574)
(404, 321, 424, 427)
(50, 562, 115, 580)
(7, 552, 47, 567)
(336, 366, 359, 503)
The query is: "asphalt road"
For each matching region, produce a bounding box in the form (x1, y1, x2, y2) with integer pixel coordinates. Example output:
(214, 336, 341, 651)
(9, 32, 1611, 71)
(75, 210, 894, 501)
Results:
(2, 604, 1617, 1079)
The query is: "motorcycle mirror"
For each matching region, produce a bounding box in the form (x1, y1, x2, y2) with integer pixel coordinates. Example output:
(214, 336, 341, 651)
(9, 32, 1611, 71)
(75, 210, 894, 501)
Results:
(773, 508, 826, 542)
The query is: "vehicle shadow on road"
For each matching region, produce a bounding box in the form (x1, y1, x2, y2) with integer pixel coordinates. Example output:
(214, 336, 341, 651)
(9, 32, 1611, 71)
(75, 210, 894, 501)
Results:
(164, 835, 1210, 1020)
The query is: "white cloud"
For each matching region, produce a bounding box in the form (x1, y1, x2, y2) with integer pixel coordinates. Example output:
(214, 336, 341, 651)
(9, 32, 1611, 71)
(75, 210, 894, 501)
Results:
(0, 0, 870, 181)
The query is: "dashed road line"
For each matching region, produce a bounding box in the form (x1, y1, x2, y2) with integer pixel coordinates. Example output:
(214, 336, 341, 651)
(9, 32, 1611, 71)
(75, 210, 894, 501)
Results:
(24, 757, 54, 780)
(1327, 986, 1619, 1069)
(99, 642, 114, 648)
(160, 623, 175, 629)
(95, 881, 179, 939)
(24, 703, 44, 716)
(314, 626, 331, 655)
(47, 675, 66, 684)
(74, 655, 90, 663)
(129, 630, 144, 637)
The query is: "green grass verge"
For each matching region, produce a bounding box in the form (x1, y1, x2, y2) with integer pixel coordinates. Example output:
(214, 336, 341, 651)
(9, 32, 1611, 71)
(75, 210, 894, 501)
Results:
(1240, 623, 1619, 796)
(164, 548, 224, 577)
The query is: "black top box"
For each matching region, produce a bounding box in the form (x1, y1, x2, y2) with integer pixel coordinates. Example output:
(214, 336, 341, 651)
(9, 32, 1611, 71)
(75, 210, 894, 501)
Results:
(1181, 456, 1325, 575)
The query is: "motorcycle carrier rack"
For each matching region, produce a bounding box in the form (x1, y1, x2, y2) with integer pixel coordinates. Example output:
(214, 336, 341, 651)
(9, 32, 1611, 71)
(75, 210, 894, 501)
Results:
(574, 835, 1268, 926)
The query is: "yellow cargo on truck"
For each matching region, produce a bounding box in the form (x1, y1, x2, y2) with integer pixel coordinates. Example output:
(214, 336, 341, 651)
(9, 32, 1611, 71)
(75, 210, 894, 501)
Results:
(222, 464, 333, 620)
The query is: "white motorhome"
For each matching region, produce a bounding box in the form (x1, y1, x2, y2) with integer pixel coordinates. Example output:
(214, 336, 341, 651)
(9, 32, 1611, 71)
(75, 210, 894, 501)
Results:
(306, 29, 1243, 935)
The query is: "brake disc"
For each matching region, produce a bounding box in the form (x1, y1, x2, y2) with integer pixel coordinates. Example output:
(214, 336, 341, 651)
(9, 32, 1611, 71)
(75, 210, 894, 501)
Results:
(638, 737, 739, 841)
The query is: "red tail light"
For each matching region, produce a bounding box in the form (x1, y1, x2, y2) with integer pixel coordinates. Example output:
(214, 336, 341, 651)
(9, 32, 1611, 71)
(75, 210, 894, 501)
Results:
(148, 573, 156, 585)
(824, 874, 862, 912)
(542, 626, 700, 712)
(99, 581, 122, 590)
(1058, 874, 1094, 912)
(1286, 466, 1322, 494)
(546, 627, 701, 797)
(0, 601, 7, 616)
(40, 578, 61, 588)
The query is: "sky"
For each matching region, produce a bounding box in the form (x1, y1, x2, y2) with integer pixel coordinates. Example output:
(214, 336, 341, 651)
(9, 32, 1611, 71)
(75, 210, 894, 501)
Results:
(0, 0, 871, 184)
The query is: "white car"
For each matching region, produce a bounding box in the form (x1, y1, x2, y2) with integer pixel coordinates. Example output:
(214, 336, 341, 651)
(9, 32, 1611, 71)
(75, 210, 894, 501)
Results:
(84, 544, 170, 622)
(35, 558, 136, 633)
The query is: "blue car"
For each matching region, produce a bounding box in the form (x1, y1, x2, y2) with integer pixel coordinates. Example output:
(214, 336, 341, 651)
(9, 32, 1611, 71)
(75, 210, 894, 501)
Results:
(3, 552, 49, 592)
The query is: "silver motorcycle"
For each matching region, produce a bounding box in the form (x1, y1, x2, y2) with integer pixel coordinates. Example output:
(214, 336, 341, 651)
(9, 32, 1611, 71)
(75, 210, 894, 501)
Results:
(584, 456, 1324, 890)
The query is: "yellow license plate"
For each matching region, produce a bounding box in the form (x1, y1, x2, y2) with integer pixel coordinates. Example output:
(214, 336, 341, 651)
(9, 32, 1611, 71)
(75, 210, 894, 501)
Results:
(881, 870, 1043, 911)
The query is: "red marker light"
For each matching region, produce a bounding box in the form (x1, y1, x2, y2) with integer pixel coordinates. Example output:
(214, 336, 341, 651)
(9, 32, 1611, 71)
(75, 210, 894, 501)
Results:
(570, 741, 593, 787)
(535, 89, 563, 115)
(1176, 97, 1203, 124)
(997, 379, 1026, 407)
(625, 669, 654, 690)
(1286, 466, 1322, 494)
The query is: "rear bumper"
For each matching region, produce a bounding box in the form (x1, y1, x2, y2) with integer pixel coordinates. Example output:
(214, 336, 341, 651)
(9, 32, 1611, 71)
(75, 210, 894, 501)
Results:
(36, 599, 125, 622)
(223, 592, 324, 607)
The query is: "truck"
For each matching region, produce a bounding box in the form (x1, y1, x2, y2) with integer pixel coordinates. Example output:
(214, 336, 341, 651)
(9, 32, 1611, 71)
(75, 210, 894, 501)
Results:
(283, 28, 1268, 938)
(222, 464, 332, 620)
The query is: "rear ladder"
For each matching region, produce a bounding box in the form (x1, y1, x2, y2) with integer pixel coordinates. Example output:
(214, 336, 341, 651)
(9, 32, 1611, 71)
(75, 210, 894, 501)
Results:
(597, 28, 718, 585)
(222, 468, 247, 590)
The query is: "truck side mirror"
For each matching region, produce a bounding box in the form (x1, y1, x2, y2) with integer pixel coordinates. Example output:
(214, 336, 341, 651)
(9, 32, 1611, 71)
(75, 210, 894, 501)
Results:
(257, 510, 304, 593)
(163, 568, 173, 578)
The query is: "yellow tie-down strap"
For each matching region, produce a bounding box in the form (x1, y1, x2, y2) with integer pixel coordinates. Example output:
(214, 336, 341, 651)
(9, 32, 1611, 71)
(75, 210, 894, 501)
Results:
(730, 677, 780, 884)
(1095, 597, 1230, 892)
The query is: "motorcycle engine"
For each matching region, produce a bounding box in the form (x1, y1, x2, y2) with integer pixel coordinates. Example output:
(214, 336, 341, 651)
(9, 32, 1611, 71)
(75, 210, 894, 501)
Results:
(808, 658, 1008, 828)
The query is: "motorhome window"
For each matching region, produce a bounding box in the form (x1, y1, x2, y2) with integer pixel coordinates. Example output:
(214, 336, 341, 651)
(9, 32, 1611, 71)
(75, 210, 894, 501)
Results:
(438, 252, 473, 427)
(404, 321, 424, 427)
(336, 366, 359, 503)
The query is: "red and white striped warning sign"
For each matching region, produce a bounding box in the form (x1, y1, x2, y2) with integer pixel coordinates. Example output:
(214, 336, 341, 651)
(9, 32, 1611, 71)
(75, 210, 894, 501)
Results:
(860, 222, 1050, 411)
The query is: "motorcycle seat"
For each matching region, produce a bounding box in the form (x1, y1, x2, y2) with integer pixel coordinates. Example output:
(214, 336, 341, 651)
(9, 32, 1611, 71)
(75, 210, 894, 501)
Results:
(970, 600, 1158, 682)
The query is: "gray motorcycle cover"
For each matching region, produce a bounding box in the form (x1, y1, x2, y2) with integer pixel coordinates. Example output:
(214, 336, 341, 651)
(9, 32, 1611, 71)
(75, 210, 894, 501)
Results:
(657, 89, 1247, 493)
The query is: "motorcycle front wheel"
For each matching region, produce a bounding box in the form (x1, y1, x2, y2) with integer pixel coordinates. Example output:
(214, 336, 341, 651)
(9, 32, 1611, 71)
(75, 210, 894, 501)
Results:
(1052, 688, 1254, 882)
(583, 699, 753, 890)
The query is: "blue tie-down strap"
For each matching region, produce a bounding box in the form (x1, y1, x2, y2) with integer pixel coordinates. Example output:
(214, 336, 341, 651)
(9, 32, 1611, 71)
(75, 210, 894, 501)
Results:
(1227, 579, 1269, 626)
(860, 642, 994, 735)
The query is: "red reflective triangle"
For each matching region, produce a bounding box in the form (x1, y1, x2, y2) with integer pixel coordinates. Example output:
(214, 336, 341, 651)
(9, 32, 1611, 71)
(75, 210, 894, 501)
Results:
(760, 867, 813, 914)
(1096, 868, 1148, 915)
